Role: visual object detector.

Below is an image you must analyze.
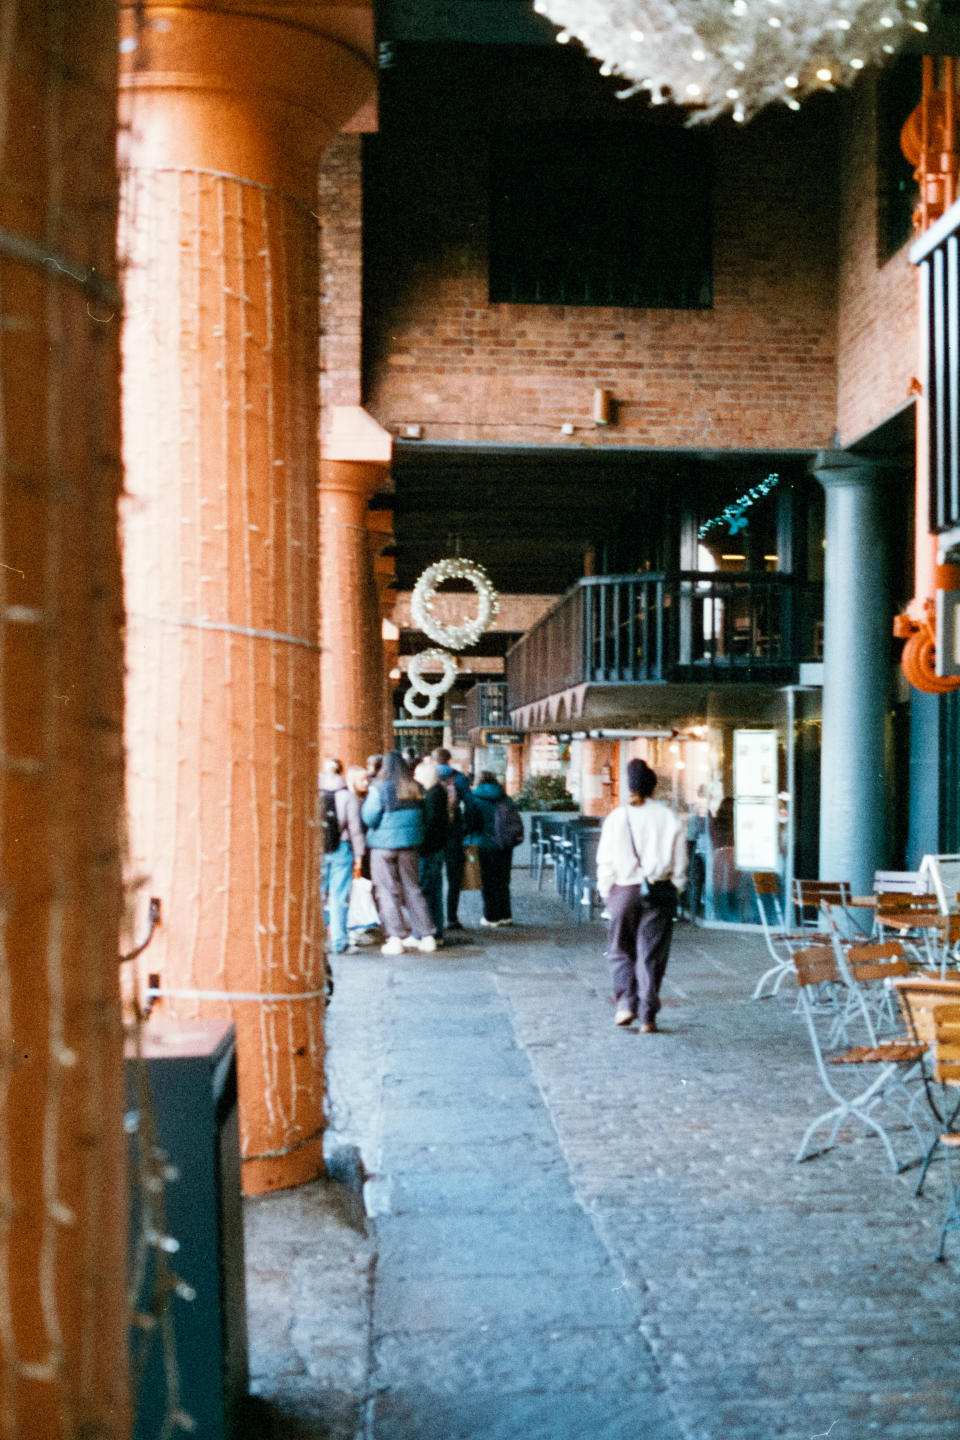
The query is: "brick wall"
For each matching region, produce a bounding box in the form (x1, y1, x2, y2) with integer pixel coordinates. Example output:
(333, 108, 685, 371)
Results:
(361, 98, 842, 452)
(835, 76, 918, 447)
(319, 134, 364, 431)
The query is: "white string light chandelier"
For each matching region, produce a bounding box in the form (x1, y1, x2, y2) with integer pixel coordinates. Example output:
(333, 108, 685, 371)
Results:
(533, 0, 932, 122)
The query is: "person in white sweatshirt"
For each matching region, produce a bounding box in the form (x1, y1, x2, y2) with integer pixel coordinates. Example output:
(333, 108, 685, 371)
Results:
(596, 758, 688, 1032)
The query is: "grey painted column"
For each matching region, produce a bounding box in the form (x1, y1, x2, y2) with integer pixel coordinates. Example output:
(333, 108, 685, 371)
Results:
(812, 451, 890, 894)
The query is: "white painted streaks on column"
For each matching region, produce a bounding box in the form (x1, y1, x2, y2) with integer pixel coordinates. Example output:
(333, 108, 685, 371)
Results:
(39, 6, 69, 1414)
(187, 170, 206, 987)
(0, 3, 19, 1399)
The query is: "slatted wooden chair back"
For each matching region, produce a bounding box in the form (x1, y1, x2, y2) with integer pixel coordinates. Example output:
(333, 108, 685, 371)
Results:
(794, 880, 850, 907)
(892, 976, 960, 1047)
(932, 1003, 960, 1086)
(844, 941, 909, 983)
(793, 945, 840, 988)
(752, 872, 786, 937)
(876, 890, 941, 915)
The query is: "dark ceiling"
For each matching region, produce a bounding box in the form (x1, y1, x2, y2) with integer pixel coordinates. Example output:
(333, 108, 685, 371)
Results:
(384, 443, 815, 595)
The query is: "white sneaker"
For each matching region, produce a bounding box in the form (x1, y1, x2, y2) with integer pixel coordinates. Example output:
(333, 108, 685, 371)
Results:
(495, 918, 513, 927)
(614, 1008, 636, 1027)
(401, 935, 421, 950)
(418, 935, 437, 953)
(479, 916, 498, 928)
(381, 936, 404, 956)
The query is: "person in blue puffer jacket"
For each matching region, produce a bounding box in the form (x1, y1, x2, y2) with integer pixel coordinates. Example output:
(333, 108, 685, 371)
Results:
(468, 771, 514, 928)
(361, 750, 437, 956)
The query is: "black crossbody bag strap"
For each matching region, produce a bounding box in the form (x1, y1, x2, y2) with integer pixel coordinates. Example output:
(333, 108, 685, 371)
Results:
(624, 809, 646, 886)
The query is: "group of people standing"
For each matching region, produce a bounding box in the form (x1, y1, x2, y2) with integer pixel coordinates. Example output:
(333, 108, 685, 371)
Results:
(323, 746, 689, 1041)
(320, 747, 522, 958)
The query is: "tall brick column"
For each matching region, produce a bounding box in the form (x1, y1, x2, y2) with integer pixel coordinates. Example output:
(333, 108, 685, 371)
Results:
(506, 744, 525, 796)
(319, 408, 392, 768)
(0, 4, 129, 1435)
(119, 2, 375, 1194)
(580, 739, 617, 817)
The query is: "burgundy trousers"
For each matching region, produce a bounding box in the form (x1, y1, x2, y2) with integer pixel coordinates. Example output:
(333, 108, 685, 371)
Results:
(604, 880, 677, 1022)
(369, 847, 435, 939)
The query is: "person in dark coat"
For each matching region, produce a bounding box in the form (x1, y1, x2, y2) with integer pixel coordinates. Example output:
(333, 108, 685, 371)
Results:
(468, 771, 514, 928)
(414, 757, 449, 945)
(432, 747, 477, 932)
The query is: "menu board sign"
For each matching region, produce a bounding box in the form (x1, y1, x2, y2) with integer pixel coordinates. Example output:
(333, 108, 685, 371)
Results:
(733, 729, 779, 871)
(733, 729, 777, 799)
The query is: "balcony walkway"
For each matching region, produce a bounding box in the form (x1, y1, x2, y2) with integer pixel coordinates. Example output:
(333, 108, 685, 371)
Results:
(242, 871, 960, 1440)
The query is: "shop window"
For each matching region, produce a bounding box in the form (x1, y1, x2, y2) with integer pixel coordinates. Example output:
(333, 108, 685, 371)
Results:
(488, 122, 713, 309)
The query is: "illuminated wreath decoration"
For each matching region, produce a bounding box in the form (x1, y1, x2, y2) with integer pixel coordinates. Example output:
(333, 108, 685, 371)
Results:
(408, 648, 458, 698)
(410, 557, 499, 651)
(403, 685, 440, 718)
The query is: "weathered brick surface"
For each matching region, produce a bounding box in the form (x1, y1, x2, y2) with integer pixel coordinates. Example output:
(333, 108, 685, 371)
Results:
(836, 77, 918, 447)
(322, 86, 920, 458)
(319, 134, 364, 427)
(361, 102, 842, 450)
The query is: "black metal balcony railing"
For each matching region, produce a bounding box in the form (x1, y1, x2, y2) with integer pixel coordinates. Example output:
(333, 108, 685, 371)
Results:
(506, 573, 823, 711)
(914, 201, 960, 536)
(464, 681, 509, 733)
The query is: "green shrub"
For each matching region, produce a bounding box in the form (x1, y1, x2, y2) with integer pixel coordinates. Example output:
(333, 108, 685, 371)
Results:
(513, 774, 578, 812)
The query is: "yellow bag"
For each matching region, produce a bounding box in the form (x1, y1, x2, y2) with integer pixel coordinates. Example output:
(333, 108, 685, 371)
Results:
(461, 844, 482, 891)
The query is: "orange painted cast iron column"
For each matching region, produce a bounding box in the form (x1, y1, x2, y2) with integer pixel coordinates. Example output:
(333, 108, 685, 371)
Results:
(0, 5, 129, 1436)
(119, 3, 375, 1194)
(319, 408, 392, 768)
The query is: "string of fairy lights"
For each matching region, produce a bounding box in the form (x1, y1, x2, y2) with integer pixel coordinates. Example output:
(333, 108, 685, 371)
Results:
(698, 472, 782, 538)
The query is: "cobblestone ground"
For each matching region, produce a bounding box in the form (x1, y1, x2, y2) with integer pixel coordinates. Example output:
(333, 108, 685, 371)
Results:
(243, 872, 960, 1440)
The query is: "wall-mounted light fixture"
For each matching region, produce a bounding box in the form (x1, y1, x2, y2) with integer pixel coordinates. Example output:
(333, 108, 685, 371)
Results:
(593, 387, 613, 425)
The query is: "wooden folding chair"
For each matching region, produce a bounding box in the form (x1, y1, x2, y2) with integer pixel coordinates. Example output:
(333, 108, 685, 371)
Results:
(832, 940, 913, 1041)
(873, 891, 944, 961)
(931, 914, 960, 977)
(751, 873, 830, 1000)
(927, 1003, 960, 1260)
(891, 974, 960, 1196)
(793, 879, 855, 939)
(792, 946, 928, 1172)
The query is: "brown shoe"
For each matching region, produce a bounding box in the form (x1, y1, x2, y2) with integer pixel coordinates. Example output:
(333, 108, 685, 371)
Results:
(640, 1019, 658, 1034)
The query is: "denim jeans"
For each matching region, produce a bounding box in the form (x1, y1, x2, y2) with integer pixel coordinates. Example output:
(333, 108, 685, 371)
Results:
(323, 838, 354, 954)
(419, 850, 445, 938)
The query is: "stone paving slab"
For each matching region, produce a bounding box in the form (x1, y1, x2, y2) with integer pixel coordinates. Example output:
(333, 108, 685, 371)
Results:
(370, 1322, 649, 1394)
(370, 1387, 683, 1440)
(243, 871, 960, 1440)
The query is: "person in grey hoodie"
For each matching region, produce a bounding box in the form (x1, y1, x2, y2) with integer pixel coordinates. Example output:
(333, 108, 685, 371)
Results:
(361, 750, 437, 955)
